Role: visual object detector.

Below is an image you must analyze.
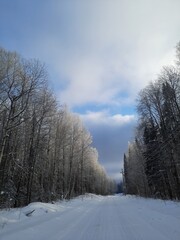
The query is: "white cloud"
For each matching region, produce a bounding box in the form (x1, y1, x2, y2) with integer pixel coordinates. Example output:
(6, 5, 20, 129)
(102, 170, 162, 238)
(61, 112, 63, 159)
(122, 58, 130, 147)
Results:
(5, 0, 179, 109)
(80, 110, 135, 127)
(34, 0, 180, 108)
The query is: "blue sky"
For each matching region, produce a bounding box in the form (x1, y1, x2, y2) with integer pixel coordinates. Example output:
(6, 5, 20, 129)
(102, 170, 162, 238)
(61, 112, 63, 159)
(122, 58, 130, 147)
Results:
(1, 0, 180, 180)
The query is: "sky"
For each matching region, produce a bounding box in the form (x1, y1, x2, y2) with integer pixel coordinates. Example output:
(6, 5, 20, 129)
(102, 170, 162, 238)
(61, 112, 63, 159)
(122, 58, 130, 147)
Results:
(0, 0, 180, 181)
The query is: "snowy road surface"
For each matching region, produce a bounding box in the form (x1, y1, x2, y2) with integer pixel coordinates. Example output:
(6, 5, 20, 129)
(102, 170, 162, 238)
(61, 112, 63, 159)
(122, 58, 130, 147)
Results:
(0, 194, 180, 240)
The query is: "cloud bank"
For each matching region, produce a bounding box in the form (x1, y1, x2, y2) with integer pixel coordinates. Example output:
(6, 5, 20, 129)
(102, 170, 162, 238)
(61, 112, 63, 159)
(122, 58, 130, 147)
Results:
(2, 0, 179, 110)
(80, 111, 135, 126)
(33, 0, 179, 109)
(80, 111, 136, 180)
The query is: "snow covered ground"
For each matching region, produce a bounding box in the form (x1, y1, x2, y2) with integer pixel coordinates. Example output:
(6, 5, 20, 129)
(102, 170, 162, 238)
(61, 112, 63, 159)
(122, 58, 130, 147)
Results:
(0, 194, 180, 240)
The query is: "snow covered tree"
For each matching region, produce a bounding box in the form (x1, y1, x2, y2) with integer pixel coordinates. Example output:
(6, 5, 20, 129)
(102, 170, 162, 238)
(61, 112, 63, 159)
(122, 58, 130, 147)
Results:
(123, 42, 180, 200)
(0, 47, 115, 208)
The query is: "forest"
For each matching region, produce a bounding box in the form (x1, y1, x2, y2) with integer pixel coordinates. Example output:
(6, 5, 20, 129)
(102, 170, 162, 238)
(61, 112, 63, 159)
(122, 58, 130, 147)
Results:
(123, 42, 180, 200)
(0, 47, 115, 208)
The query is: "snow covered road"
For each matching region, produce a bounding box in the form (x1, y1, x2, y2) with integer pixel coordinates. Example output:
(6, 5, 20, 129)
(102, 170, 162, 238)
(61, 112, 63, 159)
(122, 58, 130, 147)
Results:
(0, 194, 180, 240)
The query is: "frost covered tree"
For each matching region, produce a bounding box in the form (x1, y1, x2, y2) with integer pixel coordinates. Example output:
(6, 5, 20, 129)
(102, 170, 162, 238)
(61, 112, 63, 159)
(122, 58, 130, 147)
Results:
(0, 47, 115, 208)
(123, 42, 180, 200)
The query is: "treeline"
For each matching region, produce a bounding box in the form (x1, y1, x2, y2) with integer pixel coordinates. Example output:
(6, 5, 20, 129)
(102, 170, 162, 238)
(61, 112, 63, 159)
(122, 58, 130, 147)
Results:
(123, 42, 180, 200)
(0, 47, 115, 208)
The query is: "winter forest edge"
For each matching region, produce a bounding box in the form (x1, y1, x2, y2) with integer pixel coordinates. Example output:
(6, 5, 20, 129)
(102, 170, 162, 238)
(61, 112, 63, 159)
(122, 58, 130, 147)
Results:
(0, 47, 116, 208)
(123, 42, 180, 201)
